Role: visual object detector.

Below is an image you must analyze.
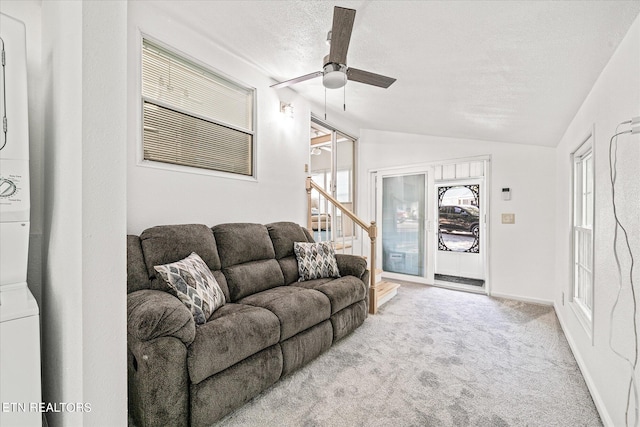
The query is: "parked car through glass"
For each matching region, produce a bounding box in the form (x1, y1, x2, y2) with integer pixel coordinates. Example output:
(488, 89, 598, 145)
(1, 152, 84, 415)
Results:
(438, 205, 480, 237)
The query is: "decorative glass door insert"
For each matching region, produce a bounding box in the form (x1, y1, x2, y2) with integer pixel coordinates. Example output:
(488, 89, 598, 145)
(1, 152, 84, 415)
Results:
(437, 184, 480, 253)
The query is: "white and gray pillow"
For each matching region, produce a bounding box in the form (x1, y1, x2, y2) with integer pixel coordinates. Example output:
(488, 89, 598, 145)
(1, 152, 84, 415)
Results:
(293, 241, 341, 282)
(154, 252, 225, 324)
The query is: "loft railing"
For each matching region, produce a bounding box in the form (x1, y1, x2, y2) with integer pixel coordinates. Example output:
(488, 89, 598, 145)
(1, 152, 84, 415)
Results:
(306, 177, 378, 314)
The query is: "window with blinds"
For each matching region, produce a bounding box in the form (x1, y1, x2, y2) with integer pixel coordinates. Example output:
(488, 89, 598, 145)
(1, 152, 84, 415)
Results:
(141, 38, 255, 176)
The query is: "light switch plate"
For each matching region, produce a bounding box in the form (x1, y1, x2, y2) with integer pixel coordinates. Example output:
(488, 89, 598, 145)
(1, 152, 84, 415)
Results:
(502, 213, 515, 224)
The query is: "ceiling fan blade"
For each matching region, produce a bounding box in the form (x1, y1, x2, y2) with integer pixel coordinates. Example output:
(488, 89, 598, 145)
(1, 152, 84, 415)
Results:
(328, 6, 356, 65)
(271, 71, 323, 89)
(346, 68, 396, 88)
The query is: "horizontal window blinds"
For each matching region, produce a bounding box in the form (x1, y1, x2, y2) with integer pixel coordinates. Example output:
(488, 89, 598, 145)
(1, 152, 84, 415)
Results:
(142, 39, 255, 176)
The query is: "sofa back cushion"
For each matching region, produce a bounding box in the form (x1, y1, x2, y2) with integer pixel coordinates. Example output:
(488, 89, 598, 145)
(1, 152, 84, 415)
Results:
(213, 223, 284, 301)
(266, 222, 314, 285)
(139, 224, 230, 300)
(213, 223, 275, 266)
(221, 259, 285, 301)
(266, 222, 312, 259)
(127, 235, 151, 293)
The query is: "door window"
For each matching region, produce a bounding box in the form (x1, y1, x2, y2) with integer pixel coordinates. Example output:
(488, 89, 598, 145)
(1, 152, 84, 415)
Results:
(438, 185, 480, 253)
(380, 173, 426, 277)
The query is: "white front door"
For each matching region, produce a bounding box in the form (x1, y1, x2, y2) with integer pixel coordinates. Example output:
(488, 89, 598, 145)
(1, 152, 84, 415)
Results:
(435, 179, 486, 290)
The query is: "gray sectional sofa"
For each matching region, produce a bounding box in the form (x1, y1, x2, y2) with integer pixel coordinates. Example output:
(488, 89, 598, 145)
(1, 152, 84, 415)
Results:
(127, 221, 370, 426)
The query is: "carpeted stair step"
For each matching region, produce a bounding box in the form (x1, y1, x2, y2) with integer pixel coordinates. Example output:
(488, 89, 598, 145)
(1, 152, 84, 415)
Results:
(333, 241, 353, 251)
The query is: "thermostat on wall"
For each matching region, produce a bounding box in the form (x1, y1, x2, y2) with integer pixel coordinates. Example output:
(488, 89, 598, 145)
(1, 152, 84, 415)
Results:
(502, 188, 511, 201)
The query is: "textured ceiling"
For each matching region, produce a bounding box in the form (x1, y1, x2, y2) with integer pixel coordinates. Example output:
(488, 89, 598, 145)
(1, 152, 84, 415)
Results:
(146, 1, 640, 146)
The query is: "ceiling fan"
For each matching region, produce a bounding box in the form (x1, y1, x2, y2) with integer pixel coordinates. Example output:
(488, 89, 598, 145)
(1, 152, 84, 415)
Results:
(310, 146, 331, 155)
(271, 6, 396, 90)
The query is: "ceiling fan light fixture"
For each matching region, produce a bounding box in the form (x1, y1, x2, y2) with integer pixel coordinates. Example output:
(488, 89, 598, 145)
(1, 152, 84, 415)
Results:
(270, 7, 395, 91)
(323, 63, 347, 89)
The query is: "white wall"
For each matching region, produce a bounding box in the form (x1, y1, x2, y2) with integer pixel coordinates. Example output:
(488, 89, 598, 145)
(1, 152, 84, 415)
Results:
(553, 15, 640, 426)
(39, 1, 128, 426)
(41, 2, 83, 425)
(358, 130, 557, 303)
(126, 2, 313, 235)
(81, 2, 128, 426)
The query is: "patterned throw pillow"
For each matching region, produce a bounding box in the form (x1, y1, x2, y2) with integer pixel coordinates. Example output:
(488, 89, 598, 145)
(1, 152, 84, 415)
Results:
(293, 241, 341, 282)
(154, 252, 225, 325)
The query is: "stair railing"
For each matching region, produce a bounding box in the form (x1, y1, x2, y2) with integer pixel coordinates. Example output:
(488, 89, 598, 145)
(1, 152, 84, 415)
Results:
(306, 177, 378, 314)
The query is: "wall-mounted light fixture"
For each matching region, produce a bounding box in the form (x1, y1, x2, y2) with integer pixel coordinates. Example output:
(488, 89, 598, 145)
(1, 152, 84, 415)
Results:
(280, 101, 294, 118)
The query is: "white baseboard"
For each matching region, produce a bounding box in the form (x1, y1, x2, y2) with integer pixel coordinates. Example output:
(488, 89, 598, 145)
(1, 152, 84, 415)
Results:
(554, 302, 614, 426)
(489, 291, 553, 306)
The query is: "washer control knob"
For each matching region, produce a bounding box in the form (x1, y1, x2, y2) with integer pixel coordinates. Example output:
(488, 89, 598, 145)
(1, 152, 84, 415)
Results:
(0, 179, 17, 197)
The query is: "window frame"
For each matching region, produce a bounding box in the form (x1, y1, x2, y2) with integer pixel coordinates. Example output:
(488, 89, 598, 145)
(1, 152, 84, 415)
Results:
(137, 34, 258, 181)
(570, 127, 595, 340)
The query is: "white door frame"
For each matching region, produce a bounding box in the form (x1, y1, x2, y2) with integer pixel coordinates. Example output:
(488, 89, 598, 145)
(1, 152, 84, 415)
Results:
(375, 166, 432, 284)
(369, 156, 491, 294)
(434, 177, 487, 294)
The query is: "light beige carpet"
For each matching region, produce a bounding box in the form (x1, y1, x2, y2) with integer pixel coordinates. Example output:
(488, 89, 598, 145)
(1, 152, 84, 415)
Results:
(218, 282, 601, 426)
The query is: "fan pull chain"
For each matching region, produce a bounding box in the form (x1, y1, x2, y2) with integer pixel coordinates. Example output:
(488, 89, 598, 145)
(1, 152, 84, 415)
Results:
(343, 84, 346, 111)
(324, 87, 327, 120)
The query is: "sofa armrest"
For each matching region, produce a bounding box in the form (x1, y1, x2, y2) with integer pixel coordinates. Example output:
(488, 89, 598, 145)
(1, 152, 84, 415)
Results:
(128, 289, 196, 346)
(128, 338, 190, 427)
(335, 254, 368, 281)
(128, 290, 194, 426)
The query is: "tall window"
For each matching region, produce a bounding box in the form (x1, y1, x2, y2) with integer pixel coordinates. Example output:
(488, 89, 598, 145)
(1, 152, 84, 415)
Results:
(309, 118, 357, 238)
(141, 38, 256, 176)
(572, 137, 594, 328)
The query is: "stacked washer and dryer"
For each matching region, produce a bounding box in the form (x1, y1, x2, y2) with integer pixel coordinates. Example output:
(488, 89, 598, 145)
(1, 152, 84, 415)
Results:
(0, 12, 43, 427)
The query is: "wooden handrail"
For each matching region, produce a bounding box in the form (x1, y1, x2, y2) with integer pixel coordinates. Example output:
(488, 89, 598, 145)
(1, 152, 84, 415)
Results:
(306, 177, 379, 314)
(306, 178, 375, 238)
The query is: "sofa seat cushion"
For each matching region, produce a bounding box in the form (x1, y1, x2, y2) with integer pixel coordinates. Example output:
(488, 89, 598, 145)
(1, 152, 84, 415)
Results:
(238, 287, 331, 341)
(292, 276, 367, 315)
(187, 303, 280, 384)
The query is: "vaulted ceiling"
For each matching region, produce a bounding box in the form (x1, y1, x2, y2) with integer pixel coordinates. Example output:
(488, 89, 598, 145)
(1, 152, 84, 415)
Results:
(146, 1, 640, 147)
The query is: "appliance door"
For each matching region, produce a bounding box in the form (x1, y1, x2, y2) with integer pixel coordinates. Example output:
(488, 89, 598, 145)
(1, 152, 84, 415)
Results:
(0, 284, 41, 427)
